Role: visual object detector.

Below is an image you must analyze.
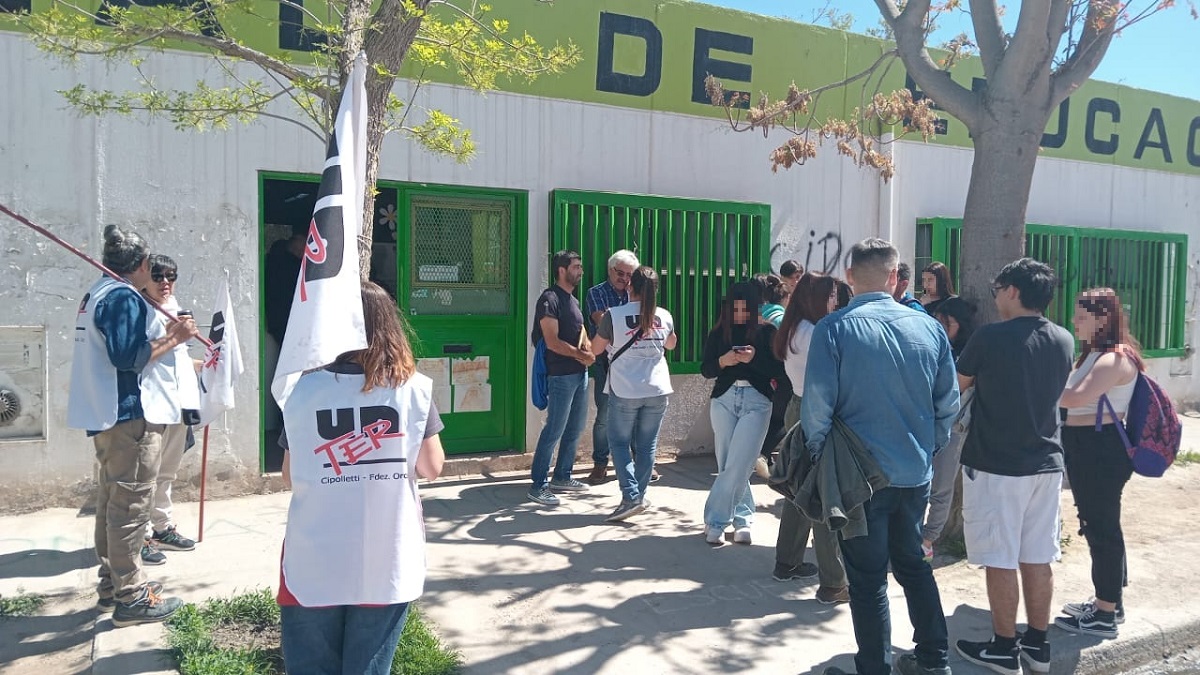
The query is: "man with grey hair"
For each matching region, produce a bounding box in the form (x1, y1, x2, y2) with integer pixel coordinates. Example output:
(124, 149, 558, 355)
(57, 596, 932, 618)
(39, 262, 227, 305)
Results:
(584, 249, 639, 485)
(802, 238, 959, 675)
(67, 224, 198, 627)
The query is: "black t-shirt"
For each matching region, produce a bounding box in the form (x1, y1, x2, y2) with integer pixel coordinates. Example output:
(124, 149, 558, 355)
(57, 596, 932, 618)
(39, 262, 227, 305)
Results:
(956, 315, 1074, 476)
(533, 285, 586, 376)
(265, 239, 301, 344)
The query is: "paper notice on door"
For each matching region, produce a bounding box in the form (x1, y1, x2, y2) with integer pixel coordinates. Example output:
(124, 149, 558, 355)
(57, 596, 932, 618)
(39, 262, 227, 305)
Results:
(416, 358, 451, 388)
(451, 356, 489, 385)
(431, 386, 452, 414)
(453, 383, 491, 413)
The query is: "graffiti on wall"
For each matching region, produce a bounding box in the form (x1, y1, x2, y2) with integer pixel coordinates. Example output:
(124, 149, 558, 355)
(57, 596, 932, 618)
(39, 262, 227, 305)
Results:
(770, 230, 851, 276)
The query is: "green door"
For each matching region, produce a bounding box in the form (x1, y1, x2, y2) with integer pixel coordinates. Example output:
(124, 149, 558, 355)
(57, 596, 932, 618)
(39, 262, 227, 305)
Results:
(392, 184, 528, 454)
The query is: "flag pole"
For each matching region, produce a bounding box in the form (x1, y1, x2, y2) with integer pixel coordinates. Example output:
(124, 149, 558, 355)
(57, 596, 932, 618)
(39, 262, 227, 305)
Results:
(0, 202, 213, 347)
(198, 425, 210, 543)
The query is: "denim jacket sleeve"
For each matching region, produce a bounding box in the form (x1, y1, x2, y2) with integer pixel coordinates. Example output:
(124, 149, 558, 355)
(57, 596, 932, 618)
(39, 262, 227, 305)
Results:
(93, 287, 152, 372)
(800, 320, 839, 456)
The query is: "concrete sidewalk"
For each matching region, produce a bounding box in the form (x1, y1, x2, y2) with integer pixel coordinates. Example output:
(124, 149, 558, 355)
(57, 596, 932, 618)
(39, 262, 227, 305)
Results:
(3, 417, 1200, 674)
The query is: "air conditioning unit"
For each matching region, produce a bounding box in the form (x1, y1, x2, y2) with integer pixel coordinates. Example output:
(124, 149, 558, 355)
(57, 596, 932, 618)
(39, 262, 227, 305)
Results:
(0, 326, 46, 441)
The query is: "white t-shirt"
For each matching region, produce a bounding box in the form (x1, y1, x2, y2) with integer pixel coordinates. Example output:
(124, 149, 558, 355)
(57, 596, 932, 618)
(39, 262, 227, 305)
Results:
(783, 320, 816, 393)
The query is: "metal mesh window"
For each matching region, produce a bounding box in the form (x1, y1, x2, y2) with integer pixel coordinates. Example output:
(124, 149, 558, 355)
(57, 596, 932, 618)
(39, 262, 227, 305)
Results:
(551, 190, 771, 373)
(408, 197, 510, 315)
(916, 217, 1188, 357)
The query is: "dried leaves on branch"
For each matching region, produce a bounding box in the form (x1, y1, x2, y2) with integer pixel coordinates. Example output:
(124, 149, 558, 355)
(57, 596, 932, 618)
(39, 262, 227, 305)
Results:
(705, 72, 938, 182)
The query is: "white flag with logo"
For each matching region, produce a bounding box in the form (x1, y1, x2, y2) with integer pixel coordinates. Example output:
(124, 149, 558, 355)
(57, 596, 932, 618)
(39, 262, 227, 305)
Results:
(271, 53, 369, 408)
(197, 275, 244, 427)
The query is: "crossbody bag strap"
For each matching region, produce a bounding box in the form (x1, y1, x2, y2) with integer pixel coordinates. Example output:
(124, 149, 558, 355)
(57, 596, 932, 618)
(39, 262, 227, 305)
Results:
(608, 332, 640, 366)
(1096, 393, 1133, 450)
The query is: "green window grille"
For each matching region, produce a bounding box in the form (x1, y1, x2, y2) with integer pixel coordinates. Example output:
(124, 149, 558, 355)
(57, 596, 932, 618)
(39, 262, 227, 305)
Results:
(917, 217, 1188, 357)
(550, 190, 771, 374)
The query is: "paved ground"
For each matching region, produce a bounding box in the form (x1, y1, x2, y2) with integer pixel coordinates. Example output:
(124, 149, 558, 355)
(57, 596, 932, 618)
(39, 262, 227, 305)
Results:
(3, 414, 1200, 674)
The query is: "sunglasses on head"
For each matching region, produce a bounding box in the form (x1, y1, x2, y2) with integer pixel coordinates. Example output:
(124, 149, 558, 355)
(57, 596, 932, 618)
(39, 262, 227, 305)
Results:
(152, 272, 178, 283)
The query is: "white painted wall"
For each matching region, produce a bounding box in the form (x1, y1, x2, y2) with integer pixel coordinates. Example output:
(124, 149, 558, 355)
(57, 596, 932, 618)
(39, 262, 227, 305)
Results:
(1, 34, 1196, 501)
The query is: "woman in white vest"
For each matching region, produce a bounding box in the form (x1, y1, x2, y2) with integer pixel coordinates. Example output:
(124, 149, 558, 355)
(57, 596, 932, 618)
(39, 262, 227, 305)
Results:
(278, 281, 445, 674)
(589, 266, 676, 522)
(138, 254, 201, 563)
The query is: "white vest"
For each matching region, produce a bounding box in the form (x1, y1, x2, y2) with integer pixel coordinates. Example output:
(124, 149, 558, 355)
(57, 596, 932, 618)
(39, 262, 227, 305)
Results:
(67, 277, 165, 431)
(282, 369, 433, 606)
(605, 302, 674, 398)
(140, 295, 198, 423)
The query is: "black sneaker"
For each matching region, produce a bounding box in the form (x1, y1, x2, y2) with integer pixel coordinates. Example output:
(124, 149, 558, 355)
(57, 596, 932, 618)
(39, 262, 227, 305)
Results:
(772, 561, 819, 581)
(1055, 608, 1118, 639)
(1062, 598, 1125, 624)
(956, 638, 1020, 675)
(606, 500, 647, 522)
(151, 526, 196, 551)
(111, 586, 183, 627)
(893, 653, 951, 675)
(140, 542, 166, 566)
(1016, 634, 1051, 673)
(97, 581, 162, 613)
(527, 487, 560, 506)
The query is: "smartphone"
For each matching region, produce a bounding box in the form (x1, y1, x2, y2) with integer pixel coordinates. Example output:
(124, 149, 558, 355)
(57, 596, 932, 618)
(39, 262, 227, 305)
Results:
(732, 345, 751, 353)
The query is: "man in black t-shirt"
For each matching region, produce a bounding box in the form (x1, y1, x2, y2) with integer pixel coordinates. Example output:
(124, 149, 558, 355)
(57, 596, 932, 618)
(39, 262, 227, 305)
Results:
(954, 259, 1074, 675)
(527, 250, 596, 506)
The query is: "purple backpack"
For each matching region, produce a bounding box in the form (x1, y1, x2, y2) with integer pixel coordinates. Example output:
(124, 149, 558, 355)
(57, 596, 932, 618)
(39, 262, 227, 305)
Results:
(1098, 372, 1182, 477)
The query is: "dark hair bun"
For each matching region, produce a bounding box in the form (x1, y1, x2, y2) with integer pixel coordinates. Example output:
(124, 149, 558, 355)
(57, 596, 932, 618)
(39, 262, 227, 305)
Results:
(101, 224, 149, 274)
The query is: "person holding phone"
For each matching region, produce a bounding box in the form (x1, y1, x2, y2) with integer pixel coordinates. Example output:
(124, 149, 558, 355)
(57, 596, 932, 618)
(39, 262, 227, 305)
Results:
(700, 282, 785, 546)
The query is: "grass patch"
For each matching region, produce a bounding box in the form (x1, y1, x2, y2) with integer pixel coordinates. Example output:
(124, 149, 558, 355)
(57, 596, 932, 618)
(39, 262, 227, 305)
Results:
(1175, 451, 1200, 467)
(165, 589, 461, 675)
(395, 604, 462, 674)
(0, 589, 46, 618)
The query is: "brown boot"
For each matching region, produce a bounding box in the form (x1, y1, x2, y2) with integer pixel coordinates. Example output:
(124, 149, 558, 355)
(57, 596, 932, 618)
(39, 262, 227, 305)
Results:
(816, 586, 850, 605)
(585, 465, 608, 485)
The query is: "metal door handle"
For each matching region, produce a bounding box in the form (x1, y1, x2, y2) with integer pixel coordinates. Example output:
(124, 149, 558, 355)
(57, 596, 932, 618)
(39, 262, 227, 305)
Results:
(443, 344, 472, 354)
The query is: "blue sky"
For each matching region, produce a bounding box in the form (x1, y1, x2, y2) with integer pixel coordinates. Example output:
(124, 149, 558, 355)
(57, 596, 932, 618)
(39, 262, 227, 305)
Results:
(705, 0, 1200, 101)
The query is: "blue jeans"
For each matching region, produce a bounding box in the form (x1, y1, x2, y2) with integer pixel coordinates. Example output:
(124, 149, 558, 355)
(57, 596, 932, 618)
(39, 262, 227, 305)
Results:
(607, 394, 669, 503)
(591, 365, 611, 467)
(704, 386, 772, 530)
(838, 485, 949, 675)
(531, 371, 589, 489)
(280, 602, 410, 675)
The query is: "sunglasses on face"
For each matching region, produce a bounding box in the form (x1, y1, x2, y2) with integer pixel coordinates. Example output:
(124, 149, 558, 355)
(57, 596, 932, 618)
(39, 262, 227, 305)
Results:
(152, 272, 178, 283)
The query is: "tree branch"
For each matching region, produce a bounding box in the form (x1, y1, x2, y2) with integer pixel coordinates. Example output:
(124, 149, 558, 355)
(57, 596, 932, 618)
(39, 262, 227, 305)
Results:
(1050, 0, 1119, 103)
(968, 0, 1007, 78)
(992, 0, 1055, 93)
(875, 0, 980, 127)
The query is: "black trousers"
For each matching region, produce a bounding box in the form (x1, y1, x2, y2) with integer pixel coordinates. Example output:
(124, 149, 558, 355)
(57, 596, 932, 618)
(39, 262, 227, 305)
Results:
(1062, 424, 1133, 604)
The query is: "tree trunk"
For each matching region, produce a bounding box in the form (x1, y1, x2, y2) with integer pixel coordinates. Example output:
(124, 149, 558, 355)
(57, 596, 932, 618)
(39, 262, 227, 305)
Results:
(957, 110, 1046, 324)
(359, 91, 389, 279)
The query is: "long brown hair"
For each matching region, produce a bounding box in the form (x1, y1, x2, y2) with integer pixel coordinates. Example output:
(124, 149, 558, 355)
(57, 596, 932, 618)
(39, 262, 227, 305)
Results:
(923, 262, 955, 298)
(631, 266, 659, 337)
(774, 273, 836, 360)
(337, 281, 417, 391)
(715, 281, 760, 344)
(1075, 287, 1144, 371)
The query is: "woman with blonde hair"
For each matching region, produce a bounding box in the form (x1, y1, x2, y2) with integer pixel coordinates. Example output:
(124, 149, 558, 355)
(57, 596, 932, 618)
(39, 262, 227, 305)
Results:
(278, 281, 445, 673)
(1055, 288, 1141, 640)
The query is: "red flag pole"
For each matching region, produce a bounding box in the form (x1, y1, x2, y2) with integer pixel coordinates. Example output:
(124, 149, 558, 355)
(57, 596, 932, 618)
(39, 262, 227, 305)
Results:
(198, 425, 210, 543)
(0, 202, 213, 347)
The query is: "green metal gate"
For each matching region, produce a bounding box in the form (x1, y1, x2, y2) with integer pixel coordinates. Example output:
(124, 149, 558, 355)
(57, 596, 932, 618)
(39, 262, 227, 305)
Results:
(550, 190, 771, 373)
(918, 217, 1188, 357)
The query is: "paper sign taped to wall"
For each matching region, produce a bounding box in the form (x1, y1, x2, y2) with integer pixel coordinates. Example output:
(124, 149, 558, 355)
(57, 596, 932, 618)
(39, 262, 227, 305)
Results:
(453, 383, 491, 413)
(431, 386, 452, 414)
(416, 358, 450, 388)
(451, 356, 489, 385)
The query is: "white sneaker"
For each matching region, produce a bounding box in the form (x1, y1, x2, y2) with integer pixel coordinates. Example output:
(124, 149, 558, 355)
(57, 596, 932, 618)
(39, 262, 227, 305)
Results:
(754, 456, 771, 479)
(705, 526, 725, 545)
(733, 527, 752, 545)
